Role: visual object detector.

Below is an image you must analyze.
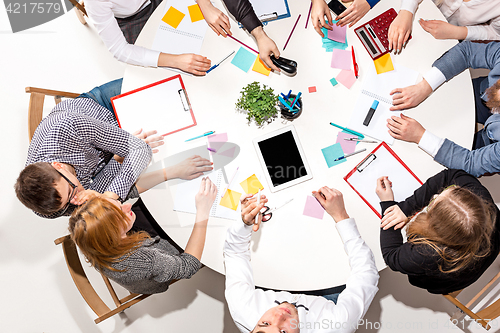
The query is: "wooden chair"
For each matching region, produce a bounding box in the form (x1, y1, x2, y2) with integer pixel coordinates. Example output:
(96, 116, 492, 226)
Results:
(54, 235, 152, 324)
(443, 272, 500, 330)
(25, 87, 80, 142)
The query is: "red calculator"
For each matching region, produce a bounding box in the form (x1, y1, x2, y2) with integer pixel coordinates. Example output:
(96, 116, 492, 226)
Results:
(354, 8, 411, 60)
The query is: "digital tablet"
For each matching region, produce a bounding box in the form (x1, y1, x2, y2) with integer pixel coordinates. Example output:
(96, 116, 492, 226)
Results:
(253, 125, 312, 192)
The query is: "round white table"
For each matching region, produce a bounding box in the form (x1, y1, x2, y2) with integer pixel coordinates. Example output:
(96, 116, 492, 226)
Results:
(122, 0, 474, 291)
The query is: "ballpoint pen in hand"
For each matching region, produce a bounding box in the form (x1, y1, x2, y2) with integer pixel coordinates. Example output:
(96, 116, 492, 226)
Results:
(255, 189, 261, 225)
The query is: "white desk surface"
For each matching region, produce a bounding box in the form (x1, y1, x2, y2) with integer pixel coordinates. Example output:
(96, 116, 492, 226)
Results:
(122, 0, 474, 291)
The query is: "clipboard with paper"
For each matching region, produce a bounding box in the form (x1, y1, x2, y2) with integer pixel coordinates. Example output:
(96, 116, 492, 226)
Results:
(245, 0, 290, 25)
(343, 142, 423, 218)
(111, 75, 196, 137)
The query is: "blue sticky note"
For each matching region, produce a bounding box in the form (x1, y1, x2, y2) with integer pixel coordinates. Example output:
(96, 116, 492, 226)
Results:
(321, 20, 348, 51)
(321, 143, 346, 168)
(231, 47, 257, 72)
(330, 77, 338, 86)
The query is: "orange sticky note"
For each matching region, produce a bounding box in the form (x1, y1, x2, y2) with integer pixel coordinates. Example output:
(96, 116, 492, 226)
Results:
(162, 6, 185, 29)
(252, 55, 271, 76)
(188, 4, 204, 22)
(240, 174, 264, 195)
(374, 53, 394, 74)
(220, 189, 242, 211)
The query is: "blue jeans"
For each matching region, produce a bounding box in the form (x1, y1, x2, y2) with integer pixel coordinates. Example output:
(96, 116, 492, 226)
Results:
(78, 78, 123, 118)
(322, 292, 340, 304)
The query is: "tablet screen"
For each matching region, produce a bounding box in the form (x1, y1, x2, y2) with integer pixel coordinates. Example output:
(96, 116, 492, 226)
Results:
(258, 130, 308, 186)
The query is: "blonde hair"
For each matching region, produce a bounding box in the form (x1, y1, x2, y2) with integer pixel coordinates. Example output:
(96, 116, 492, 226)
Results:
(407, 187, 496, 273)
(69, 197, 150, 271)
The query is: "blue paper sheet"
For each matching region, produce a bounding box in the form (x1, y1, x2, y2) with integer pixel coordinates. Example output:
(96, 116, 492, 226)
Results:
(231, 47, 257, 72)
(321, 143, 346, 168)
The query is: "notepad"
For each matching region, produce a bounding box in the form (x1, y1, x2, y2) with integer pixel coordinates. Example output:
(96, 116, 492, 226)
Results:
(173, 169, 240, 224)
(347, 64, 418, 143)
(152, 0, 208, 57)
(111, 75, 196, 137)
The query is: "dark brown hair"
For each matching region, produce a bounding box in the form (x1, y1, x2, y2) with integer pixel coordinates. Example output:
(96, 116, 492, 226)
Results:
(15, 162, 63, 215)
(69, 197, 149, 271)
(407, 186, 496, 273)
(486, 79, 500, 114)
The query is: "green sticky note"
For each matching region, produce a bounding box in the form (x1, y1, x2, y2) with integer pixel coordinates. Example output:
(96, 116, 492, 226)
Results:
(321, 143, 345, 168)
(330, 77, 338, 86)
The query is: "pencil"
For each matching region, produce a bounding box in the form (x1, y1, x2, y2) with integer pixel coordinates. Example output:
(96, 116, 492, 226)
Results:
(305, 3, 312, 29)
(227, 35, 259, 54)
(284, 14, 301, 50)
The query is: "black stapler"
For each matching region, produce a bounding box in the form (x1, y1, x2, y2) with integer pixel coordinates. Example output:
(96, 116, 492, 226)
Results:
(270, 55, 297, 76)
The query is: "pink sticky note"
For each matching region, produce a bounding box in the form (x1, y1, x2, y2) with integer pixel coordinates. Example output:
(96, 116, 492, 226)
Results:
(336, 69, 356, 89)
(336, 132, 357, 155)
(331, 49, 351, 70)
(303, 195, 325, 219)
(327, 24, 347, 43)
(208, 133, 228, 154)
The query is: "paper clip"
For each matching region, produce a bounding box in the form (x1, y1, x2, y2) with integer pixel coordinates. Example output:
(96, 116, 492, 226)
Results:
(178, 89, 191, 111)
(356, 154, 376, 172)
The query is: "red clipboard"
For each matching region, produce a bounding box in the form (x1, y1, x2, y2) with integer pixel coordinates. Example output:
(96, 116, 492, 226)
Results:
(344, 142, 422, 218)
(110, 75, 196, 137)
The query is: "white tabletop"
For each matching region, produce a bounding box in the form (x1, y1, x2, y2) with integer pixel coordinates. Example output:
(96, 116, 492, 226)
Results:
(122, 0, 474, 291)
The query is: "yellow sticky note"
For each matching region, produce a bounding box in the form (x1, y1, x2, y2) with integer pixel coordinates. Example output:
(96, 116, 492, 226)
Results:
(162, 6, 185, 29)
(220, 189, 242, 211)
(240, 174, 264, 195)
(188, 4, 204, 22)
(374, 53, 394, 74)
(252, 55, 271, 76)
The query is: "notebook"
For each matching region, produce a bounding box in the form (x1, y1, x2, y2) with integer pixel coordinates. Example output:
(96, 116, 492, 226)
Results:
(173, 169, 240, 225)
(347, 63, 418, 144)
(344, 142, 422, 218)
(151, 0, 208, 56)
(111, 75, 196, 137)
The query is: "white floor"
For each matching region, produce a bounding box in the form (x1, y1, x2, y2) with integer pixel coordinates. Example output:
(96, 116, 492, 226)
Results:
(1, 7, 500, 333)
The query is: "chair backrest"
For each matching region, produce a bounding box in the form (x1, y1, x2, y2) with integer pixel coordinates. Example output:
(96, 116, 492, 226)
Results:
(54, 235, 151, 324)
(25, 87, 80, 142)
(443, 271, 500, 330)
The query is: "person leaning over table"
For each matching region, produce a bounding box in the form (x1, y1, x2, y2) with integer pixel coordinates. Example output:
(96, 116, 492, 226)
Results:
(387, 0, 500, 54)
(375, 169, 500, 294)
(384, 42, 500, 176)
(82, 0, 237, 74)
(224, 189, 379, 333)
(310, 0, 380, 37)
(68, 177, 217, 294)
(15, 78, 213, 219)
(197, 0, 282, 72)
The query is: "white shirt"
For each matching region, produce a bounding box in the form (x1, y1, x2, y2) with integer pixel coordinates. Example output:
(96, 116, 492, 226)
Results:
(224, 218, 379, 333)
(400, 0, 500, 41)
(85, 0, 160, 67)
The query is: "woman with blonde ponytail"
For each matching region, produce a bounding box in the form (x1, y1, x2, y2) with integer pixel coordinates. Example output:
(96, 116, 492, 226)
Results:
(375, 169, 499, 294)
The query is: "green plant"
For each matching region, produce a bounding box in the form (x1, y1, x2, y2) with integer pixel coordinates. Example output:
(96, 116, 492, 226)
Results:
(235, 81, 279, 126)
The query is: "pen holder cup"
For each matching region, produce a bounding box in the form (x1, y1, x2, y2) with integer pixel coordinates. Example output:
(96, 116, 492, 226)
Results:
(279, 94, 303, 120)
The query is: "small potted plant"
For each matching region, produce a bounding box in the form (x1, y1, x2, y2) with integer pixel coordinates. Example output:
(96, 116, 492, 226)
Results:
(236, 81, 279, 126)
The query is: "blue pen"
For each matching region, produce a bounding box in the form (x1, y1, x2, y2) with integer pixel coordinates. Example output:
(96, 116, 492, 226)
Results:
(286, 90, 292, 99)
(185, 131, 215, 142)
(329, 122, 365, 139)
(291, 92, 302, 109)
(206, 51, 235, 74)
(333, 148, 366, 161)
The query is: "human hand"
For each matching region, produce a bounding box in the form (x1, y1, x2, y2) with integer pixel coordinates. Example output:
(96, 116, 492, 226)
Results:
(240, 193, 268, 232)
(380, 205, 407, 230)
(312, 186, 349, 222)
(387, 114, 425, 143)
(173, 54, 211, 76)
(418, 19, 467, 40)
(388, 10, 413, 54)
(195, 177, 218, 221)
(311, 0, 333, 37)
(376, 176, 394, 201)
(165, 155, 213, 180)
(251, 27, 281, 72)
(197, 0, 232, 37)
(390, 79, 433, 111)
(336, 0, 370, 27)
(132, 129, 164, 153)
(71, 189, 101, 205)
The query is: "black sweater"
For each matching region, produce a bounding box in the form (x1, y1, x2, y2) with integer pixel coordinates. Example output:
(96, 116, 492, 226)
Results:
(222, 0, 262, 33)
(380, 169, 500, 294)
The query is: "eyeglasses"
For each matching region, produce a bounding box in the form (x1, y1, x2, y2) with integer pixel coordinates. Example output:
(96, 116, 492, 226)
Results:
(51, 165, 78, 214)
